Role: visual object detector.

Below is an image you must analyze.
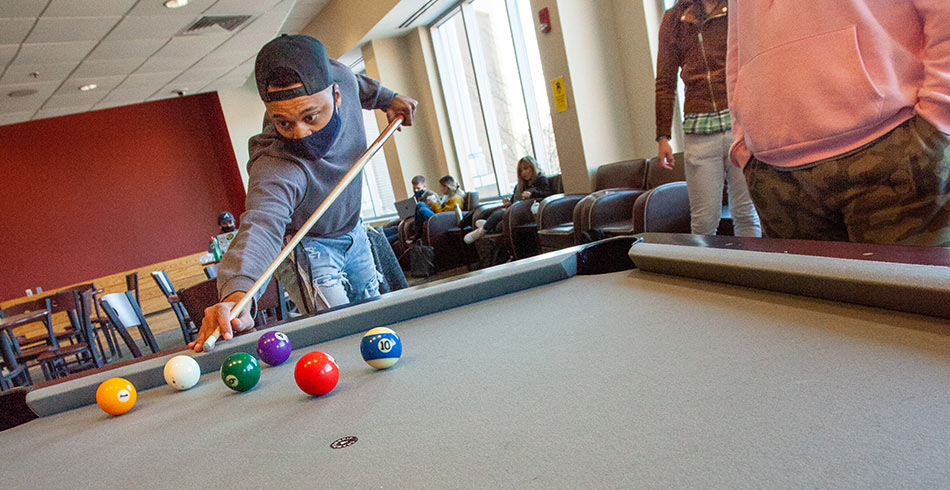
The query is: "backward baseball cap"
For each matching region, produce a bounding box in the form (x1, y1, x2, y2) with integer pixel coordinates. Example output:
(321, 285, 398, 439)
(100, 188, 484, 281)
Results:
(255, 34, 332, 102)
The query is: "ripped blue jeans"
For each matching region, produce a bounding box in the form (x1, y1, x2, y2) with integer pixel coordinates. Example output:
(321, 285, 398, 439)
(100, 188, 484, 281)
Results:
(300, 222, 380, 309)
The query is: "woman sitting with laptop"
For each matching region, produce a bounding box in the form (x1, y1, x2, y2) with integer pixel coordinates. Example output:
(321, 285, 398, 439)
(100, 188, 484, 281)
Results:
(412, 175, 467, 238)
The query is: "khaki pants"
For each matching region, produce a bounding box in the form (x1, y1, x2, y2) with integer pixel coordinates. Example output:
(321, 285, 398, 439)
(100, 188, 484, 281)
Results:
(743, 115, 950, 246)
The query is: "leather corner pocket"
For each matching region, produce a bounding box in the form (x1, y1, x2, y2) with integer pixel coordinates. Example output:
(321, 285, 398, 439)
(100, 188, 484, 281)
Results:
(732, 26, 885, 154)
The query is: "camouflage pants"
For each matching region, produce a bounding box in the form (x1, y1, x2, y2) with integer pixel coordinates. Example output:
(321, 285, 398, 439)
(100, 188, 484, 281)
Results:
(743, 115, 950, 246)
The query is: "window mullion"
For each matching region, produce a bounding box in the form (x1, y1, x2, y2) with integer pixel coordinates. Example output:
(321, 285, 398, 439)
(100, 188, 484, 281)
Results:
(461, 2, 508, 197)
(431, 20, 478, 193)
(505, 0, 544, 169)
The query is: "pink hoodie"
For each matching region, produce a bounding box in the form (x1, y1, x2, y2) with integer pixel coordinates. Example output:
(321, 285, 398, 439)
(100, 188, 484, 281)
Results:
(727, 0, 950, 168)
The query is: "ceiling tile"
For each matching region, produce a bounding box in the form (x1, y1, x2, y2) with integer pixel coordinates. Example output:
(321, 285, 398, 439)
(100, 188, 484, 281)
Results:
(107, 15, 195, 41)
(42, 0, 138, 17)
(203, 0, 281, 16)
(200, 76, 247, 93)
(295, 0, 330, 8)
(279, 18, 310, 34)
(135, 56, 194, 73)
(0, 81, 59, 111)
(92, 100, 134, 110)
(146, 91, 182, 101)
(2, 0, 50, 17)
(215, 27, 281, 54)
(190, 49, 254, 70)
(128, 0, 216, 16)
(152, 33, 229, 60)
(34, 104, 94, 119)
(170, 66, 231, 86)
(284, 13, 315, 23)
(43, 91, 106, 109)
(0, 61, 77, 85)
(26, 16, 121, 43)
(56, 74, 125, 95)
(98, 87, 156, 103)
(226, 61, 254, 80)
(10, 41, 97, 65)
(0, 18, 35, 45)
(87, 38, 165, 60)
(0, 111, 35, 126)
(71, 58, 146, 78)
(115, 71, 178, 91)
(0, 44, 19, 65)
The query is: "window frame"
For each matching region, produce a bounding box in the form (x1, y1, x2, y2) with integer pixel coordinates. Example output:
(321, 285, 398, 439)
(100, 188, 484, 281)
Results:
(355, 66, 399, 222)
(430, 0, 556, 200)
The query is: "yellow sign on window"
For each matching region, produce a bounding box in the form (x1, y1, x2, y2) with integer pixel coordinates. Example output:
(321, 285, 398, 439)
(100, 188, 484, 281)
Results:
(552, 77, 568, 113)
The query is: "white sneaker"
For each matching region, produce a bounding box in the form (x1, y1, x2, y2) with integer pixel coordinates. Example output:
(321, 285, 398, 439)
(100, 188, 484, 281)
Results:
(464, 227, 487, 244)
(474, 219, 487, 229)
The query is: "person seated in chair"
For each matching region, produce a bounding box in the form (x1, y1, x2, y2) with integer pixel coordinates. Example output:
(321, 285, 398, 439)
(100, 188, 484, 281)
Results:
(217, 211, 236, 233)
(464, 156, 552, 244)
(383, 175, 441, 244)
(411, 175, 439, 205)
(208, 211, 238, 255)
(410, 175, 467, 240)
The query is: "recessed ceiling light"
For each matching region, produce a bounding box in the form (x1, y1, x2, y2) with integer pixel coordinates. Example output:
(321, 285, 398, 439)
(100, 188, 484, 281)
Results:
(79, 84, 98, 91)
(8, 89, 38, 98)
(164, 0, 189, 8)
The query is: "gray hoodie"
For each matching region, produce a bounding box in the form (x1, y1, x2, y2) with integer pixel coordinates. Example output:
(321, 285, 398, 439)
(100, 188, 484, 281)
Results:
(217, 59, 395, 301)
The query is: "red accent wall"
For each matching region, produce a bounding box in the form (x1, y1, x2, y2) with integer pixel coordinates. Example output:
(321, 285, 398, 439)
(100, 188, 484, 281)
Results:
(0, 92, 246, 300)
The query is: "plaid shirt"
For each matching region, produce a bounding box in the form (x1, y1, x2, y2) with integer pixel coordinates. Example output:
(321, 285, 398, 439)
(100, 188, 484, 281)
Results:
(682, 108, 731, 134)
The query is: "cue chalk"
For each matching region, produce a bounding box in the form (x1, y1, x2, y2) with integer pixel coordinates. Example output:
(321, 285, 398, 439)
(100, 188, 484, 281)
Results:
(202, 115, 404, 352)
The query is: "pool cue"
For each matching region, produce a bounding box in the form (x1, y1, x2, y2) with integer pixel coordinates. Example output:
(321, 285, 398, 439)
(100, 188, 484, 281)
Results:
(202, 115, 404, 352)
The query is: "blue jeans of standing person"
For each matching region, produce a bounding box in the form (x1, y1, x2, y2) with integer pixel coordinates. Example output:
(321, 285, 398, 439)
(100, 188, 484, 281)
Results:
(683, 130, 761, 236)
(300, 221, 380, 309)
(414, 201, 436, 236)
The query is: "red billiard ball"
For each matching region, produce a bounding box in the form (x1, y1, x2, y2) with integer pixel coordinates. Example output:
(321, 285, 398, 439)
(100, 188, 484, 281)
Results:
(294, 352, 339, 396)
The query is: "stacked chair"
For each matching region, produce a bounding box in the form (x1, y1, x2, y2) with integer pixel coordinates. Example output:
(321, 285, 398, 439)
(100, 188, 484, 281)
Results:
(152, 271, 198, 344)
(0, 285, 110, 387)
(99, 291, 160, 358)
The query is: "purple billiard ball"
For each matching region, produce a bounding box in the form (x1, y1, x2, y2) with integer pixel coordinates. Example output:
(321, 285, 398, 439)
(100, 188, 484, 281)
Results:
(256, 331, 292, 366)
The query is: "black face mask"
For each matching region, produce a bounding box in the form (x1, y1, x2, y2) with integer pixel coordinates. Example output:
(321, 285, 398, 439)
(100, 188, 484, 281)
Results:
(413, 189, 426, 200)
(281, 94, 341, 161)
(220, 225, 236, 233)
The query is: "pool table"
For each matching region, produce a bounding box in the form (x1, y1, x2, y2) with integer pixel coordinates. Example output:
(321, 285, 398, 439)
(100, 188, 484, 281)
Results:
(2, 234, 949, 489)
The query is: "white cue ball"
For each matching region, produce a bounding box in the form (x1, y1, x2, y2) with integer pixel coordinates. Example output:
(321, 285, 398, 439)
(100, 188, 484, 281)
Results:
(163, 355, 201, 391)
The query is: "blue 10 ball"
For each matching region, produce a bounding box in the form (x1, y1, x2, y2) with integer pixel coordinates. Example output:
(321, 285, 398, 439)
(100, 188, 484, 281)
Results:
(360, 327, 402, 369)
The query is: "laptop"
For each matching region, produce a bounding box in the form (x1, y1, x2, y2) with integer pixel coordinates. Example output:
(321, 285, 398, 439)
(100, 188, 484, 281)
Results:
(394, 198, 417, 219)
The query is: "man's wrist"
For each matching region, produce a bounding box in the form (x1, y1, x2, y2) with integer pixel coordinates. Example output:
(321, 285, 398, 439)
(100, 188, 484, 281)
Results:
(656, 135, 670, 142)
(223, 291, 245, 302)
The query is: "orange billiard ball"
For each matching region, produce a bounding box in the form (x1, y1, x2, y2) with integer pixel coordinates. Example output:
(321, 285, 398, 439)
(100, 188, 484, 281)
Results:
(96, 377, 137, 416)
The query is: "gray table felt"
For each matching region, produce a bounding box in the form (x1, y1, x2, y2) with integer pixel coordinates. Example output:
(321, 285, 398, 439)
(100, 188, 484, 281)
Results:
(3, 267, 950, 489)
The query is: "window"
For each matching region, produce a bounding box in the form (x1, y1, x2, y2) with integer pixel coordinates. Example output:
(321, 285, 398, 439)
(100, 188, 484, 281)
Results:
(359, 96, 397, 220)
(432, 0, 559, 198)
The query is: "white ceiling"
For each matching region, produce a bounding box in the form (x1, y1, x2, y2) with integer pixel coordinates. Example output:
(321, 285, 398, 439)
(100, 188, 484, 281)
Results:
(0, 0, 330, 126)
(339, 0, 459, 68)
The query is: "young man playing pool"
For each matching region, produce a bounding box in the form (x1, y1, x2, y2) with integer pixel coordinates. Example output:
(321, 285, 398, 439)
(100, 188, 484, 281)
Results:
(190, 35, 417, 352)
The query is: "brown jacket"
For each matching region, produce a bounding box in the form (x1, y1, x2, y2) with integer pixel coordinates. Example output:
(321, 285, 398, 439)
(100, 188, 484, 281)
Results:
(655, 0, 730, 140)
